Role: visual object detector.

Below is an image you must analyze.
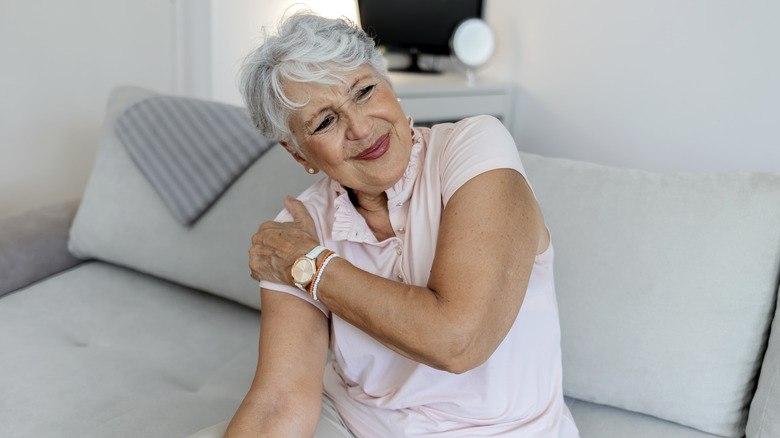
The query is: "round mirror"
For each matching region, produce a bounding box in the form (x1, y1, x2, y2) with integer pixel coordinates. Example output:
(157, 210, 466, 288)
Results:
(451, 18, 495, 68)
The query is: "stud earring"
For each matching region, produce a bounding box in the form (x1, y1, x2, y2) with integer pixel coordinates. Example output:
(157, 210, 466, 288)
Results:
(307, 168, 315, 174)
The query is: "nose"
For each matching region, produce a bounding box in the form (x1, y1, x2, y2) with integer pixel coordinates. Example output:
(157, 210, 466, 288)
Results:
(344, 107, 372, 141)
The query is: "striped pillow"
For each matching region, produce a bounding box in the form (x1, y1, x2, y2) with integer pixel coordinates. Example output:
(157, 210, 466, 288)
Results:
(115, 95, 275, 225)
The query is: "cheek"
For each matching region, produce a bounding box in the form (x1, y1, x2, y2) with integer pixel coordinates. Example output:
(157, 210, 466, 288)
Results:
(309, 138, 346, 165)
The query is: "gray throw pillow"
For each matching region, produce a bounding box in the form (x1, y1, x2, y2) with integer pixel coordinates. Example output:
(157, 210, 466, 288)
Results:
(115, 95, 276, 225)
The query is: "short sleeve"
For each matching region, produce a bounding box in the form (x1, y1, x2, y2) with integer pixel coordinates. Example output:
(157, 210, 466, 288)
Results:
(436, 115, 527, 206)
(257, 207, 331, 316)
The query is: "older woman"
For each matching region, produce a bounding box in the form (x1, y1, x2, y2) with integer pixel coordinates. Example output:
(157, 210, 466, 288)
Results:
(191, 11, 579, 438)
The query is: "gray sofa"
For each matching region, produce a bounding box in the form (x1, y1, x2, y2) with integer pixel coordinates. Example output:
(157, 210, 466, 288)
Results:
(2, 86, 779, 438)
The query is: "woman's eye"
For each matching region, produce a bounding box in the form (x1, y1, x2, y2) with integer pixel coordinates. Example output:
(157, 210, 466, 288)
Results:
(356, 85, 375, 101)
(314, 116, 334, 133)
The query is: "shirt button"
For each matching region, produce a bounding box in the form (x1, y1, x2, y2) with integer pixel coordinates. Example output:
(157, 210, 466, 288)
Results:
(398, 227, 406, 234)
(396, 247, 402, 256)
(396, 201, 404, 206)
(396, 274, 404, 282)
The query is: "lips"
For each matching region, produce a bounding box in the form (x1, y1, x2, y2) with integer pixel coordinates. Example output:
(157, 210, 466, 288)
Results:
(354, 133, 390, 161)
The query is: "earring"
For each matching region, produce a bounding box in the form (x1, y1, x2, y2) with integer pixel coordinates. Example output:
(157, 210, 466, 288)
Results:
(307, 168, 315, 174)
(397, 97, 401, 102)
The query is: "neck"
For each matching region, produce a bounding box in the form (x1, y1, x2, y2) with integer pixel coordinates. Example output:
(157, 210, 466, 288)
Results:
(349, 189, 394, 241)
(353, 190, 388, 214)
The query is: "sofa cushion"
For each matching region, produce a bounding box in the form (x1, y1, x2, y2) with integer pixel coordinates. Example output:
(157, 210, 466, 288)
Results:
(68, 87, 318, 310)
(0, 262, 260, 438)
(522, 153, 780, 437)
(565, 397, 722, 438)
(115, 95, 275, 225)
(747, 284, 780, 438)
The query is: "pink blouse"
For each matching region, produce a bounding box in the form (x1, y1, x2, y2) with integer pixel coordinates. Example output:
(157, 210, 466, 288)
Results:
(260, 116, 579, 437)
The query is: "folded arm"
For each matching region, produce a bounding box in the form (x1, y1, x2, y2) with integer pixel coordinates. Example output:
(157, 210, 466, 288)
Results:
(249, 168, 547, 374)
(317, 169, 547, 373)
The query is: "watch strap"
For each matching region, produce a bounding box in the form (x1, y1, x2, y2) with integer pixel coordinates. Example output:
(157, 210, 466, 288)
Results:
(306, 245, 328, 260)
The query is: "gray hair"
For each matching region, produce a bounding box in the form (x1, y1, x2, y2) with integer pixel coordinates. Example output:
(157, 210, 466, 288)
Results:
(240, 11, 389, 152)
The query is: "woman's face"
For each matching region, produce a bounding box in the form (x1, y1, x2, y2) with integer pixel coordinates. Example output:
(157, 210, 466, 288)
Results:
(281, 65, 413, 197)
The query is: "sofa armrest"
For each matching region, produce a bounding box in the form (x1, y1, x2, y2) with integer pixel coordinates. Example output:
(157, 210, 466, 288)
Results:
(0, 200, 84, 297)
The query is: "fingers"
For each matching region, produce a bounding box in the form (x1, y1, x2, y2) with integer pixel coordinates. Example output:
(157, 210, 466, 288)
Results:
(249, 254, 289, 284)
(284, 196, 319, 236)
(249, 234, 285, 282)
(249, 240, 291, 284)
(284, 195, 307, 220)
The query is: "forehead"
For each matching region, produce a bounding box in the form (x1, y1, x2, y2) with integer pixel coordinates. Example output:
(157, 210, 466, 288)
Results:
(284, 79, 347, 108)
(283, 65, 380, 123)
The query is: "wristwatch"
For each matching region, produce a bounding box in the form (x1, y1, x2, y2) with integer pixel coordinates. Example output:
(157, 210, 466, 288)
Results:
(291, 245, 328, 291)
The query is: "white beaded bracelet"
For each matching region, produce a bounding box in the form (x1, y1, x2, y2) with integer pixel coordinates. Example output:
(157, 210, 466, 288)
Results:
(311, 253, 338, 302)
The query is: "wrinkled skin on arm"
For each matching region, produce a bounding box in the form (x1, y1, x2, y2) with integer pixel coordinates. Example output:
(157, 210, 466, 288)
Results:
(224, 289, 329, 437)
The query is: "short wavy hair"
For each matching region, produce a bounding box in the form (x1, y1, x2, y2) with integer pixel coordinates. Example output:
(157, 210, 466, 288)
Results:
(240, 11, 388, 152)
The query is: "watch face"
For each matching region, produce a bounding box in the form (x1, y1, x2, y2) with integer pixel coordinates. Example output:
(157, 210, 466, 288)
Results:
(292, 257, 316, 285)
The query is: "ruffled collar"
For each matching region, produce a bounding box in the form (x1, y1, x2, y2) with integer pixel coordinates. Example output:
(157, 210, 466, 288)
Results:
(330, 118, 424, 243)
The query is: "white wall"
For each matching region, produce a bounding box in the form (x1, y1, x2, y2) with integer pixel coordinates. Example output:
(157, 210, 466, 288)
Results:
(484, 0, 780, 173)
(174, 0, 358, 104)
(0, 0, 175, 218)
(196, 0, 359, 105)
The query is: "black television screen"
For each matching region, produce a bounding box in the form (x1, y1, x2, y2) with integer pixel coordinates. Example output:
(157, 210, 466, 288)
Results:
(357, 0, 484, 73)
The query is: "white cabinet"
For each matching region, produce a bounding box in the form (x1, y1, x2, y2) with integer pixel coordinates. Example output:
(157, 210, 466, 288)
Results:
(389, 72, 515, 134)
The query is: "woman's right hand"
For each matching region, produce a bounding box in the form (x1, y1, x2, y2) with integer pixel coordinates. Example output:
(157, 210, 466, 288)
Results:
(249, 196, 321, 286)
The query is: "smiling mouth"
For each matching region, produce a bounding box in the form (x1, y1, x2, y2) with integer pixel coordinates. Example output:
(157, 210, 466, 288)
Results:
(353, 133, 391, 161)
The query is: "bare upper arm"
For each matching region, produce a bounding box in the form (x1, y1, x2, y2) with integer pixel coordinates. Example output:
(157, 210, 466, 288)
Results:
(242, 289, 330, 425)
(426, 168, 546, 368)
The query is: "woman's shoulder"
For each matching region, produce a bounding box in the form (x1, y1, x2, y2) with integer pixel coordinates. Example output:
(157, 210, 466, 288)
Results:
(426, 115, 513, 153)
(457, 114, 505, 128)
(272, 176, 337, 222)
(429, 114, 506, 136)
(424, 115, 517, 162)
(420, 115, 524, 206)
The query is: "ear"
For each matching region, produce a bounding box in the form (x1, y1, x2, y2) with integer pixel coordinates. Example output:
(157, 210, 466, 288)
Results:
(279, 141, 315, 172)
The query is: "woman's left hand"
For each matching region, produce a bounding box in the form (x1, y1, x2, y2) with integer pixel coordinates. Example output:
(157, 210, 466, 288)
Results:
(249, 196, 321, 285)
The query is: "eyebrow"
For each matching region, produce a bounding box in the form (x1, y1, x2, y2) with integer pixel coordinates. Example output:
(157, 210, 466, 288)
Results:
(303, 74, 373, 131)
